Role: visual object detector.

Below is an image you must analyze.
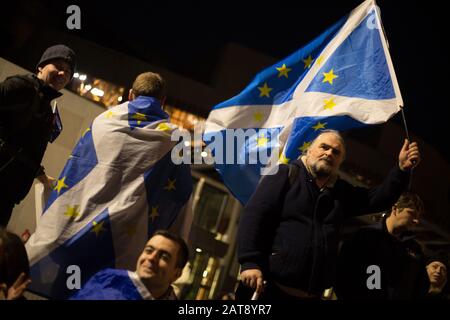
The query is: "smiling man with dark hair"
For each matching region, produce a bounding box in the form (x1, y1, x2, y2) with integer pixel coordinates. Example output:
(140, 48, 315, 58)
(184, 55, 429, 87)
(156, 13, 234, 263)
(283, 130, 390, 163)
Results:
(71, 230, 189, 300)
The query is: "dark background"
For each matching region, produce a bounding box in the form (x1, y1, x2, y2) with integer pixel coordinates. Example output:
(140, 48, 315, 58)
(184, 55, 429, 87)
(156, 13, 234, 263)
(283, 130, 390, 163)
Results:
(2, 0, 448, 163)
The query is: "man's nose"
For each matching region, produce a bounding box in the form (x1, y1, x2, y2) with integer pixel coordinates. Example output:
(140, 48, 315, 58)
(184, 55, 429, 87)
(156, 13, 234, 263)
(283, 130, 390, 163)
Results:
(148, 251, 158, 261)
(57, 70, 68, 78)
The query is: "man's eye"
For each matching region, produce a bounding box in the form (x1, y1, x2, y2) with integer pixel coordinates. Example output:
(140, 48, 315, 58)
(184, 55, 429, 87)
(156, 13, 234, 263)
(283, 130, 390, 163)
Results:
(161, 253, 170, 260)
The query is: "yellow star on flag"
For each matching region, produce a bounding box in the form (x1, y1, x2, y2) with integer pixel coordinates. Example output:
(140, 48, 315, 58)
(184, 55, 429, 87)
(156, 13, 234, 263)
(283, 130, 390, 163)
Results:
(322, 69, 338, 85)
(278, 154, 290, 164)
(253, 112, 264, 122)
(156, 123, 172, 131)
(91, 220, 105, 237)
(150, 206, 159, 222)
(64, 205, 80, 219)
(54, 176, 69, 194)
(258, 82, 273, 98)
(132, 112, 147, 125)
(105, 110, 114, 119)
(164, 179, 176, 191)
(82, 127, 91, 138)
(299, 141, 312, 154)
(256, 133, 269, 147)
(323, 98, 337, 110)
(303, 55, 314, 69)
(276, 64, 292, 78)
(312, 121, 327, 131)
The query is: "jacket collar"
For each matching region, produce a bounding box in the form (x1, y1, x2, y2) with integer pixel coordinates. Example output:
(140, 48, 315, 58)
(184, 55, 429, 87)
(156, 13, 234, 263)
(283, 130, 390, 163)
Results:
(30, 74, 63, 100)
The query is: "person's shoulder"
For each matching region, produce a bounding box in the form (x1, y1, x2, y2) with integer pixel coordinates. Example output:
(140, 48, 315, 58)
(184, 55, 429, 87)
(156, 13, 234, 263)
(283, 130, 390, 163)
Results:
(89, 268, 127, 281)
(4, 73, 37, 84)
(2, 74, 38, 91)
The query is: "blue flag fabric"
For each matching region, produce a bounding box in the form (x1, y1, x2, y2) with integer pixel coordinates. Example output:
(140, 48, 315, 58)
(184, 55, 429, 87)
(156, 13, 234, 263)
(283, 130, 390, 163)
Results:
(70, 269, 150, 300)
(71, 269, 143, 300)
(204, 0, 403, 204)
(26, 96, 192, 299)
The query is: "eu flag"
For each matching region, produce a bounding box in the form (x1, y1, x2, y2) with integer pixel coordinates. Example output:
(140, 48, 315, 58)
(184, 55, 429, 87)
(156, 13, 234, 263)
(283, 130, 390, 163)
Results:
(204, 0, 402, 204)
(25, 96, 192, 299)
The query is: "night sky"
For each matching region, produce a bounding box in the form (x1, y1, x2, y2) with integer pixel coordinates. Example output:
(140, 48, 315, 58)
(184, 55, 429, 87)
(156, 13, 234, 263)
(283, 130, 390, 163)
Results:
(2, 0, 449, 162)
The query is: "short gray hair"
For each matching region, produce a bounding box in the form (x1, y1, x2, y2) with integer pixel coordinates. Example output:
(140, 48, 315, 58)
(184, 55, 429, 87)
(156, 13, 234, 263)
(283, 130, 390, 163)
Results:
(306, 130, 346, 157)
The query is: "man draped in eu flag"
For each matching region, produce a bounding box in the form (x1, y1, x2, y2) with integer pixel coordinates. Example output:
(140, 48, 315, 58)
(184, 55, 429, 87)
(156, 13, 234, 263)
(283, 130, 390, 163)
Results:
(25, 72, 192, 299)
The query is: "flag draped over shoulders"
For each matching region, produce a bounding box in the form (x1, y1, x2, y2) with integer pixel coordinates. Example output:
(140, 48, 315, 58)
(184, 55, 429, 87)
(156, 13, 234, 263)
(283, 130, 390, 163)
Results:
(70, 269, 177, 300)
(26, 96, 192, 299)
(204, 0, 403, 204)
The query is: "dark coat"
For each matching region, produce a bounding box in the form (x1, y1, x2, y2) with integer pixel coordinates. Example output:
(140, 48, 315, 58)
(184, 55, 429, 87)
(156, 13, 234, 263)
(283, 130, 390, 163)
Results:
(237, 159, 409, 294)
(0, 74, 61, 204)
(335, 217, 430, 299)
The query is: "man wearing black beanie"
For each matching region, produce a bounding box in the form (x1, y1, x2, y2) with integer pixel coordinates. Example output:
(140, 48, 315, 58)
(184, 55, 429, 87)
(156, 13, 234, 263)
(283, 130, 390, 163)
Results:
(0, 44, 77, 227)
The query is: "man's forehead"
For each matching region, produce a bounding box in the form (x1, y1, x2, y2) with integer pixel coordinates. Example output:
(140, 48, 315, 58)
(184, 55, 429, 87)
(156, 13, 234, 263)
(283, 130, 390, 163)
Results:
(48, 59, 71, 68)
(146, 235, 178, 251)
(429, 261, 446, 268)
(315, 133, 344, 149)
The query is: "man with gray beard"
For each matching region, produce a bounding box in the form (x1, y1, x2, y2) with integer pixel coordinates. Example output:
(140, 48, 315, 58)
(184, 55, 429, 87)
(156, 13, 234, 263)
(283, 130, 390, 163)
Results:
(236, 130, 420, 300)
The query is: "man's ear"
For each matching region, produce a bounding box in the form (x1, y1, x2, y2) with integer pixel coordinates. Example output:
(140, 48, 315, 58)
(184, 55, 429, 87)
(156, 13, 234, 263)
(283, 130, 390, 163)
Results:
(173, 267, 182, 282)
(128, 89, 135, 101)
(391, 205, 397, 216)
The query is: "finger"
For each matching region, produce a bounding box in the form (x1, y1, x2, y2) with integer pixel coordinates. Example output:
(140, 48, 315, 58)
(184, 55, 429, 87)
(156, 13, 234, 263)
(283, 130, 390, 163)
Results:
(12, 273, 27, 289)
(249, 278, 256, 289)
(407, 147, 419, 155)
(17, 279, 31, 292)
(407, 151, 419, 159)
(401, 139, 409, 151)
(408, 151, 420, 159)
(256, 277, 264, 294)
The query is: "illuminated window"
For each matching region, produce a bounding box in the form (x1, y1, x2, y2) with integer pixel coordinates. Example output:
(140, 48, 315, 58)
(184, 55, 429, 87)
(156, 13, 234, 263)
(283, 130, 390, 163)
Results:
(164, 105, 205, 132)
(68, 72, 125, 108)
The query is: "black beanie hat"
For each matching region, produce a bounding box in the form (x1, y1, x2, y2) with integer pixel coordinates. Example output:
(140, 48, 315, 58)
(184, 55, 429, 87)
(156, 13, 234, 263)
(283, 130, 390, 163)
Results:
(37, 44, 77, 78)
(426, 251, 450, 272)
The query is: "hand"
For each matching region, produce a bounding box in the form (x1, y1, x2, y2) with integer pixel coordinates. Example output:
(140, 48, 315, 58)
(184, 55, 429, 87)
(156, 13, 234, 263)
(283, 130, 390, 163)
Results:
(0, 283, 7, 300)
(5, 273, 31, 300)
(37, 174, 56, 190)
(240, 269, 265, 296)
(398, 139, 420, 171)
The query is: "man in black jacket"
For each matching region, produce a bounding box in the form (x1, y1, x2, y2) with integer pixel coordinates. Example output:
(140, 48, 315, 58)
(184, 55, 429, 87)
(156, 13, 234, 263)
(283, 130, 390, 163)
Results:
(335, 192, 429, 299)
(0, 44, 76, 226)
(236, 130, 420, 300)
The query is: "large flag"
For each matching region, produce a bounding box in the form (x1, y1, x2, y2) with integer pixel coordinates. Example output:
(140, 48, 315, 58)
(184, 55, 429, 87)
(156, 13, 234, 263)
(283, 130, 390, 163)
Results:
(204, 0, 402, 204)
(25, 96, 192, 299)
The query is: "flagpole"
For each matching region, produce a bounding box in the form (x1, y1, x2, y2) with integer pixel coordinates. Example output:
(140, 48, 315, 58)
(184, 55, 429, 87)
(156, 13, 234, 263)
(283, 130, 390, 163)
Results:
(400, 107, 414, 191)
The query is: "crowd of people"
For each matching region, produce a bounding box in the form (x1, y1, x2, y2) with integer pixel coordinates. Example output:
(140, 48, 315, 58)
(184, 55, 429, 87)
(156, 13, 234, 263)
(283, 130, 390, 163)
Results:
(1, 45, 448, 300)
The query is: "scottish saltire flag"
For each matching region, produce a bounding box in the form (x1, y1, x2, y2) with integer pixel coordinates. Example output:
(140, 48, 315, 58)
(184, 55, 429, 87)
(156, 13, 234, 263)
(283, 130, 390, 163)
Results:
(70, 269, 176, 300)
(25, 96, 192, 299)
(204, 0, 402, 204)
